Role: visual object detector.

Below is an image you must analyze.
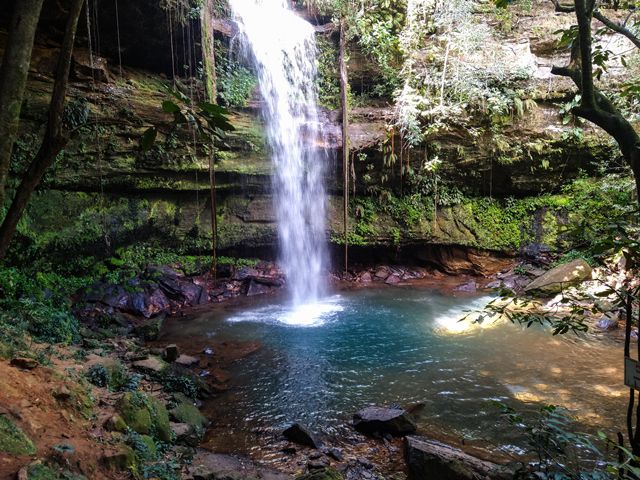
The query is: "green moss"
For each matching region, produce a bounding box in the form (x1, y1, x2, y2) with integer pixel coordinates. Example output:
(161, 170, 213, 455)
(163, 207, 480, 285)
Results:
(119, 393, 153, 435)
(171, 403, 207, 431)
(148, 396, 172, 443)
(0, 415, 36, 456)
(26, 463, 87, 480)
(296, 468, 344, 480)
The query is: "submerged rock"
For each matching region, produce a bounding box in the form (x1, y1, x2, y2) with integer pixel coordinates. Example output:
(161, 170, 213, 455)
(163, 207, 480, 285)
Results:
(596, 317, 618, 331)
(353, 406, 417, 437)
(524, 259, 592, 294)
(283, 423, 322, 449)
(187, 450, 291, 479)
(454, 281, 477, 293)
(405, 436, 514, 480)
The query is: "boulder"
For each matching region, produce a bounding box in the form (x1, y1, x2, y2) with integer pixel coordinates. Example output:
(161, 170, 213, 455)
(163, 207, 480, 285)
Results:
(171, 421, 201, 447)
(170, 403, 208, 431)
(359, 272, 372, 284)
(117, 392, 172, 442)
(353, 406, 417, 437)
(132, 356, 167, 374)
(405, 436, 514, 480)
(524, 259, 592, 294)
(385, 274, 401, 285)
(283, 423, 322, 449)
(247, 280, 270, 296)
(103, 446, 135, 471)
(374, 267, 390, 280)
(175, 354, 199, 367)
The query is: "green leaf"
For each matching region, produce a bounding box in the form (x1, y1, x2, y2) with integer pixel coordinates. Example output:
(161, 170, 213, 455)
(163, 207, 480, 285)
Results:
(140, 127, 157, 152)
(162, 100, 180, 114)
(200, 102, 230, 116)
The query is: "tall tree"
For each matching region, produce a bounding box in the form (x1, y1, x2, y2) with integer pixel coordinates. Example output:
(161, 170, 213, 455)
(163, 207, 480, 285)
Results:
(543, 0, 640, 456)
(339, 17, 350, 274)
(200, 0, 219, 276)
(0, 0, 46, 209)
(549, 0, 640, 199)
(0, 0, 86, 259)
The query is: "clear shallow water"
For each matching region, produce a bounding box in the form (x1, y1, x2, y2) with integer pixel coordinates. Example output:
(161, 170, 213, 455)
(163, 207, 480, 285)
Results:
(163, 287, 625, 454)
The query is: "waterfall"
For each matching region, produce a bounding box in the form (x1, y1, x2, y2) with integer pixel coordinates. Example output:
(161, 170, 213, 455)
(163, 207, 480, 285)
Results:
(229, 0, 329, 308)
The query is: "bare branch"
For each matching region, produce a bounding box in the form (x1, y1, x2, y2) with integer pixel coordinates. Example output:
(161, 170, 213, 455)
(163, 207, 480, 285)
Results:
(593, 10, 640, 49)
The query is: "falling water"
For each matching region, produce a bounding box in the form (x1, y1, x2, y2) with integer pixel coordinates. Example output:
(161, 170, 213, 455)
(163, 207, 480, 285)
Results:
(229, 0, 329, 309)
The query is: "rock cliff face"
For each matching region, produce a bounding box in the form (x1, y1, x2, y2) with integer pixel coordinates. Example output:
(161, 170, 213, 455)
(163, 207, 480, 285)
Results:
(0, 0, 632, 267)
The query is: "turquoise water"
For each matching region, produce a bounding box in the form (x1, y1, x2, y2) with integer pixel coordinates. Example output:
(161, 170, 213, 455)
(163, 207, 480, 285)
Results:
(162, 287, 625, 454)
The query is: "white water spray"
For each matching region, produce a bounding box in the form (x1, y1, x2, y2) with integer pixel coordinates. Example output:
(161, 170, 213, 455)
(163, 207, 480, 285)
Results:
(229, 0, 329, 309)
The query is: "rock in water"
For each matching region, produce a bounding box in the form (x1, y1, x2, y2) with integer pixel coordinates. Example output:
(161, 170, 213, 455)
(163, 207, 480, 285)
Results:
(353, 406, 417, 437)
(405, 436, 514, 480)
(524, 259, 592, 294)
(283, 423, 322, 449)
(596, 317, 618, 331)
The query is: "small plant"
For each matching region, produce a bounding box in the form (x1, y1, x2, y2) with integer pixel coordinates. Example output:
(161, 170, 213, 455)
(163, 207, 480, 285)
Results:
(160, 373, 200, 399)
(86, 364, 109, 388)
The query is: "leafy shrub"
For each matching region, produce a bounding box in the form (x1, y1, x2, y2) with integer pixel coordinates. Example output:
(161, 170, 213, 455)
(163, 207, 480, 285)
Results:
(160, 373, 200, 399)
(86, 364, 109, 388)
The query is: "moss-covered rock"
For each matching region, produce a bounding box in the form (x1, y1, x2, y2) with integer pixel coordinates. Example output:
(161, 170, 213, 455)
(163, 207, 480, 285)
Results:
(103, 446, 136, 471)
(170, 402, 207, 431)
(117, 392, 172, 442)
(0, 415, 36, 455)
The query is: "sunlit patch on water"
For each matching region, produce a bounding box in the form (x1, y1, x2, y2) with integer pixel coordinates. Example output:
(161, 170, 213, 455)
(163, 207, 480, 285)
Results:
(433, 295, 498, 334)
(227, 295, 344, 327)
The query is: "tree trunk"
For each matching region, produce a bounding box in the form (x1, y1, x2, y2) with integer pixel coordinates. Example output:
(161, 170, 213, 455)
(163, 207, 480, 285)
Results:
(0, 0, 45, 209)
(0, 0, 85, 260)
(200, 0, 217, 103)
(201, 0, 218, 277)
(339, 18, 350, 274)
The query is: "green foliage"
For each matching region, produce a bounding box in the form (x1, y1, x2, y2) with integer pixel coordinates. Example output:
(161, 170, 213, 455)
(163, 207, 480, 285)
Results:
(126, 430, 158, 462)
(86, 362, 141, 392)
(140, 84, 234, 152)
(159, 372, 200, 399)
(316, 36, 341, 109)
(494, 403, 612, 479)
(215, 40, 257, 108)
(0, 268, 87, 345)
(86, 364, 109, 388)
(63, 98, 90, 129)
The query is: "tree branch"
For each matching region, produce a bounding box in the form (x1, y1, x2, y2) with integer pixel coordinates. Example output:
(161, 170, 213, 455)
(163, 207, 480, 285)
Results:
(575, 0, 597, 109)
(593, 10, 640, 49)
